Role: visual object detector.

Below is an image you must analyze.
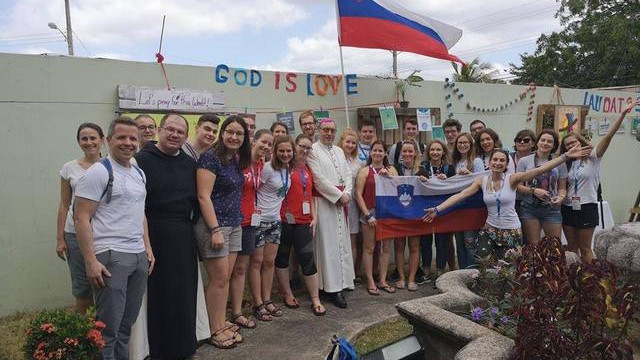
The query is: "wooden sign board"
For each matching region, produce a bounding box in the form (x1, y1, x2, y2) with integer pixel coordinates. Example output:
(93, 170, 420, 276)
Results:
(536, 104, 589, 137)
(118, 85, 225, 113)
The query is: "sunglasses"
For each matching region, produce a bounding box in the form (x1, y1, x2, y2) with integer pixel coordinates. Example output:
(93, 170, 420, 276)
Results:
(515, 137, 532, 144)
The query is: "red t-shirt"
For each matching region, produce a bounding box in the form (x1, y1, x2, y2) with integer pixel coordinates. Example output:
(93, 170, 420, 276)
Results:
(280, 164, 313, 224)
(241, 161, 263, 227)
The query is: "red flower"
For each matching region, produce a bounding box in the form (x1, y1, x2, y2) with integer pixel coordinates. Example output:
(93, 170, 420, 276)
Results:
(86, 329, 105, 348)
(63, 337, 79, 347)
(93, 320, 106, 330)
(39, 323, 56, 333)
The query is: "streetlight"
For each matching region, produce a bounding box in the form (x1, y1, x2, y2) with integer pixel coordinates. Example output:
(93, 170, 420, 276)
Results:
(47, 0, 74, 55)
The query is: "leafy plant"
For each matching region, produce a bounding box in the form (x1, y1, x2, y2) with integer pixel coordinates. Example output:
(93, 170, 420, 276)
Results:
(510, 237, 639, 360)
(451, 57, 504, 83)
(395, 70, 423, 102)
(23, 308, 105, 360)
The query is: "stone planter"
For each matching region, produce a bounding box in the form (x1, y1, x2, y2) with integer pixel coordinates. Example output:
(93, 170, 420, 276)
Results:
(594, 222, 640, 282)
(396, 270, 514, 360)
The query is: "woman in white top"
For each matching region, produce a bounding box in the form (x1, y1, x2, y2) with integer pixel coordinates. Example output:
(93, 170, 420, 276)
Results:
(559, 99, 639, 263)
(516, 129, 567, 245)
(251, 135, 294, 319)
(424, 145, 591, 259)
(339, 128, 363, 278)
(56, 123, 104, 313)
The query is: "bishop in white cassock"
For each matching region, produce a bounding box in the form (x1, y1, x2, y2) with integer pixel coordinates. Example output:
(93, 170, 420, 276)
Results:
(307, 119, 355, 308)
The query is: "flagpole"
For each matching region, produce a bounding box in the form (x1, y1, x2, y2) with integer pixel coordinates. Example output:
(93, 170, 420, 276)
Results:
(339, 45, 351, 128)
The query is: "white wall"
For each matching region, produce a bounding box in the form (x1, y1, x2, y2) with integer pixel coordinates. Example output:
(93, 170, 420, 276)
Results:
(0, 53, 638, 316)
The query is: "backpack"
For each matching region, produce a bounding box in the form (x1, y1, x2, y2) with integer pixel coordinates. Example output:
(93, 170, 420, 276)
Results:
(393, 141, 426, 165)
(99, 158, 145, 203)
(326, 335, 358, 360)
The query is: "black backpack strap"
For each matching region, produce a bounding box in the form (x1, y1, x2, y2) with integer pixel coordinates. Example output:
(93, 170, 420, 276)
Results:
(132, 164, 146, 184)
(99, 158, 114, 203)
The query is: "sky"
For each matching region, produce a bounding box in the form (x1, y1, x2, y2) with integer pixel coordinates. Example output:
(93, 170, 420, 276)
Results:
(0, 0, 563, 81)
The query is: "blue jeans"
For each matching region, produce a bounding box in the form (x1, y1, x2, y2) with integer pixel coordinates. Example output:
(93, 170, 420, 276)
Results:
(454, 230, 478, 269)
(420, 233, 449, 270)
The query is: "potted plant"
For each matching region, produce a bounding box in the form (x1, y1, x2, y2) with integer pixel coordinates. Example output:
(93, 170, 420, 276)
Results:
(23, 308, 105, 360)
(396, 70, 423, 108)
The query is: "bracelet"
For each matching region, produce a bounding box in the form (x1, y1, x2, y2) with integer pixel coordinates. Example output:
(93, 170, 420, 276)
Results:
(364, 213, 374, 221)
(434, 206, 440, 215)
(208, 225, 220, 233)
(530, 187, 535, 195)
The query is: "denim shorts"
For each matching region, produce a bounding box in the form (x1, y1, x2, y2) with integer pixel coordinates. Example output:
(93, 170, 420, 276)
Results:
(64, 232, 92, 298)
(255, 220, 282, 248)
(519, 201, 562, 224)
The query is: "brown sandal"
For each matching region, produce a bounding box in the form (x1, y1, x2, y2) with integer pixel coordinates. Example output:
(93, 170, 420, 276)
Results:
(208, 328, 236, 349)
(254, 303, 273, 322)
(264, 300, 283, 317)
(232, 313, 257, 329)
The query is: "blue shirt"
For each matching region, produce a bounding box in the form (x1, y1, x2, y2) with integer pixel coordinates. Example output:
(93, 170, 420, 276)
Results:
(198, 150, 244, 226)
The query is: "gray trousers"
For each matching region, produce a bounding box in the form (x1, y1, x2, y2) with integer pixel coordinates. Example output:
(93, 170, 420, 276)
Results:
(94, 250, 148, 360)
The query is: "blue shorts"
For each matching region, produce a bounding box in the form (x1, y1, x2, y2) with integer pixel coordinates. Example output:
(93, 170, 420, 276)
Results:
(519, 201, 562, 224)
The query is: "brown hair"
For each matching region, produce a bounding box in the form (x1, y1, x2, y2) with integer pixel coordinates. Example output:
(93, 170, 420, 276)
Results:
(338, 128, 359, 159)
(560, 132, 590, 154)
(365, 140, 390, 168)
(298, 110, 315, 126)
(475, 128, 502, 157)
(270, 122, 289, 135)
(271, 135, 296, 171)
(424, 139, 450, 164)
(107, 116, 137, 138)
(452, 133, 477, 171)
(160, 112, 189, 133)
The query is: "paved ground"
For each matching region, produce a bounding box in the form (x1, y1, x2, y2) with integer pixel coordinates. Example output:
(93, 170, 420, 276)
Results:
(194, 283, 438, 360)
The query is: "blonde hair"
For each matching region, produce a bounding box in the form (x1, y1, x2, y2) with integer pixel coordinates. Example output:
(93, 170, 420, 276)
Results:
(339, 128, 359, 159)
(399, 140, 422, 174)
(425, 139, 450, 164)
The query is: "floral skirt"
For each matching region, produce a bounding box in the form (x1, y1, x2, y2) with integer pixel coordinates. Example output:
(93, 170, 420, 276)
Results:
(474, 226, 523, 259)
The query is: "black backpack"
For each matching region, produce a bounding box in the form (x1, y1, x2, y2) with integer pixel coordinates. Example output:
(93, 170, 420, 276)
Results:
(99, 158, 145, 203)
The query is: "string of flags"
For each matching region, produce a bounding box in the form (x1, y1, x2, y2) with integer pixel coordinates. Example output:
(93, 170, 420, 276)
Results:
(443, 78, 537, 121)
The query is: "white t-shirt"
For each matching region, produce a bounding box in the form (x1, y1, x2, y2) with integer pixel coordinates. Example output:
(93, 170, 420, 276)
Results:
(257, 162, 291, 222)
(74, 157, 147, 254)
(60, 160, 87, 234)
(563, 148, 601, 205)
(455, 158, 485, 174)
(516, 153, 568, 205)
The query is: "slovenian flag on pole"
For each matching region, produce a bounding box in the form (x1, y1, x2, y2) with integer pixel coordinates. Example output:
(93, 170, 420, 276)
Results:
(336, 0, 464, 64)
(375, 173, 487, 240)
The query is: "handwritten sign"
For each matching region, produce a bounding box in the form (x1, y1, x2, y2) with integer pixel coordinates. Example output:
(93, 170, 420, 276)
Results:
(118, 85, 225, 112)
(276, 112, 295, 132)
(214, 64, 358, 97)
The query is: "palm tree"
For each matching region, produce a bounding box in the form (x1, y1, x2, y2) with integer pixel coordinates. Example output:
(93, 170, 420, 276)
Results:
(451, 57, 504, 83)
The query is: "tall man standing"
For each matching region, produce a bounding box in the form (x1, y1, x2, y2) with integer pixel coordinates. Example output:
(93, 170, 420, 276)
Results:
(135, 113, 199, 359)
(388, 119, 424, 165)
(74, 116, 154, 360)
(307, 119, 355, 308)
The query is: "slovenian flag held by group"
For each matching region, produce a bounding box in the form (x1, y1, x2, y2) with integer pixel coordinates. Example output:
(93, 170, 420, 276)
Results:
(336, 0, 463, 64)
(375, 173, 488, 240)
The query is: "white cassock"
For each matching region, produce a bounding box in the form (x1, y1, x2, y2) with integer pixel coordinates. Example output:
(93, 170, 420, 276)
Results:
(307, 142, 355, 293)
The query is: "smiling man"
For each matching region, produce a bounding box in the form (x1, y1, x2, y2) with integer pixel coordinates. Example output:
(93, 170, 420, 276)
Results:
(183, 114, 220, 160)
(135, 113, 200, 359)
(307, 118, 355, 308)
(74, 116, 153, 360)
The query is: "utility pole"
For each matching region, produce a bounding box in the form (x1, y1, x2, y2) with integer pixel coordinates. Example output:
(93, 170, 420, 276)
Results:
(64, 0, 74, 55)
(392, 50, 398, 78)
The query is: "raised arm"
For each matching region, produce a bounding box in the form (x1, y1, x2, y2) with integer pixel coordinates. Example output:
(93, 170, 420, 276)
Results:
(596, 99, 639, 158)
(510, 145, 591, 187)
(423, 177, 483, 222)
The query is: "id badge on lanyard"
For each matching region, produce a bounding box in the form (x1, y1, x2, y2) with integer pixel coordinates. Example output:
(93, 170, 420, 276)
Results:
(300, 168, 310, 215)
(570, 160, 583, 211)
(251, 210, 261, 226)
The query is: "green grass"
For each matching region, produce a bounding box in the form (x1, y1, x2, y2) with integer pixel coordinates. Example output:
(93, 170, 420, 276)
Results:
(0, 310, 38, 360)
(353, 316, 413, 356)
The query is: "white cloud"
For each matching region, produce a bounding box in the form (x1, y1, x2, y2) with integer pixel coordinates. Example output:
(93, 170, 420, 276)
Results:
(0, 0, 308, 46)
(259, 0, 562, 80)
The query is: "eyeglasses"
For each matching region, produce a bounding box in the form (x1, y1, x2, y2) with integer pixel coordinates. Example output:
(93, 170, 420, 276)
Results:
(515, 137, 532, 144)
(320, 127, 336, 134)
(301, 122, 315, 128)
(162, 126, 186, 136)
(224, 129, 245, 137)
(297, 144, 313, 152)
(138, 125, 156, 131)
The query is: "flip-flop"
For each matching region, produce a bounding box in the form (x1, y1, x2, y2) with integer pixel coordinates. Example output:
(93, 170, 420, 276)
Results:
(311, 303, 327, 316)
(283, 297, 300, 309)
(378, 284, 397, 293)
(395, 280, 406, 290)
(367, 287, 380, 296)
(408, 282, 418, 292)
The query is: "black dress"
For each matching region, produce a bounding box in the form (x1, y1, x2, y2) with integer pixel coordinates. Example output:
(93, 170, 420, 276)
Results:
(135, 143, 198, 359)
